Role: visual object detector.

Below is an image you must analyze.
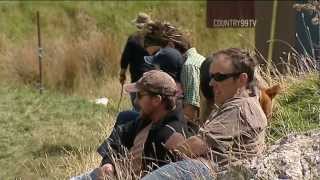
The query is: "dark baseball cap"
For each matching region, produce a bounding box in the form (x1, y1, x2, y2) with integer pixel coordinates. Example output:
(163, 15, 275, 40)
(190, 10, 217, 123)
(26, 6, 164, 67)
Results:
(144, 47, 183, 82)
(124, 70, 177, 96)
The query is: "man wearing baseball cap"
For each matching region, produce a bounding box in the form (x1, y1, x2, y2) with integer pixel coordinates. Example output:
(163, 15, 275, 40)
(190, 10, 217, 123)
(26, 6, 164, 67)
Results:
(71, 70, 190, 179)
(142, 22, 184, 109)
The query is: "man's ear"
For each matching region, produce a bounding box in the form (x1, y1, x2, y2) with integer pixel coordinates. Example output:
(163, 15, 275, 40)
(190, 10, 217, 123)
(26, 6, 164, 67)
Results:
(239, 73, 248, 85)
(152, 95, 162, 105)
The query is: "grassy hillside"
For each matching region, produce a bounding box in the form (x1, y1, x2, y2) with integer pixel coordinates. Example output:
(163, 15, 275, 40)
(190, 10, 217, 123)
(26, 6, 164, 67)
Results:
(0, 1, 254, 51)
(0, 1, 254, 97)
(1, 1, 319, 179)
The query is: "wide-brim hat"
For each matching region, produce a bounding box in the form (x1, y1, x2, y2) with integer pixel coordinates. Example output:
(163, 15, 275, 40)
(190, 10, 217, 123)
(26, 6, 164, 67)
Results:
(131, 12, 153, 29)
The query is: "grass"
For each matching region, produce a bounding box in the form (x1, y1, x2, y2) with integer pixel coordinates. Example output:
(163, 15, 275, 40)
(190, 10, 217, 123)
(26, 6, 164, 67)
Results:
(0, 1, 319, 179)
(0, 1, 254, 53)
(0, 74, 319, 179)
(267, 74, 320, 142)
(0, 1, 254, 97)
(0, 81, 130, 179)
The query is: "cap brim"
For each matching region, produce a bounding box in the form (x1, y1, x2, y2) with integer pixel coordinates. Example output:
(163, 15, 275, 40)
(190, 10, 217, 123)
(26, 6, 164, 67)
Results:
(144, 55, 154, 65)
(124, 83, 140, 93)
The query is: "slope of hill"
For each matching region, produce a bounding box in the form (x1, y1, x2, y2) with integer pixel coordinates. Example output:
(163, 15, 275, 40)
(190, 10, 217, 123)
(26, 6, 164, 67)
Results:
(0, 1, 254, 96)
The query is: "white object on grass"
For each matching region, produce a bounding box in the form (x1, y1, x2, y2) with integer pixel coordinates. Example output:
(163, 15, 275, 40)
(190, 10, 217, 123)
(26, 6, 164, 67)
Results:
(94, 97, 109, 106)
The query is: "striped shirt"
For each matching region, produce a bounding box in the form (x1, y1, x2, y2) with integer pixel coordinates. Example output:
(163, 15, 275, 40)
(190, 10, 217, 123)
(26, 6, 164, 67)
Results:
(181, 48, 205, 108)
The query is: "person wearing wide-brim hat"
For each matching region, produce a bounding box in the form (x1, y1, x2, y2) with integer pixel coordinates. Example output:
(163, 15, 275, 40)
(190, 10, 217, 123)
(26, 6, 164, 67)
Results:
(119, 12, 153, 111)
(131, 12, 153, 29)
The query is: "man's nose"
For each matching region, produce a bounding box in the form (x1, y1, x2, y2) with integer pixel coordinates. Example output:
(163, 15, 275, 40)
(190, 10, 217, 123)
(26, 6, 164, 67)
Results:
(209, 78, 214, 87)
(209, 78, 218, 87)
(210, 79, 220, 90)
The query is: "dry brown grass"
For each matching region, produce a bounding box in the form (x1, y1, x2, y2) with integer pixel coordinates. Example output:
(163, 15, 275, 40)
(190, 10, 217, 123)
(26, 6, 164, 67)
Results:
(0, 7, 122, 98)
(0, 31, 121, 96)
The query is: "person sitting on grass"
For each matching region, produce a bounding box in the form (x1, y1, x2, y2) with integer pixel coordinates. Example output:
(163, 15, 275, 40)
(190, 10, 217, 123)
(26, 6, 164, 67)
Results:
(141, 48, 268, 180)
(71, 70, 191, 180)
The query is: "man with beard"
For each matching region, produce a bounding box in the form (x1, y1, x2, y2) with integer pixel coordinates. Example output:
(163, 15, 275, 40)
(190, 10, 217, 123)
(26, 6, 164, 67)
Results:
(71, 70, 190, 179)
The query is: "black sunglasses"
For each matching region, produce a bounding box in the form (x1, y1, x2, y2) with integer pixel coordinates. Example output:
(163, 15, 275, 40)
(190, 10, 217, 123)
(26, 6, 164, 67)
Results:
(136, 92, 149, 99)
(210, 72, 242, 82)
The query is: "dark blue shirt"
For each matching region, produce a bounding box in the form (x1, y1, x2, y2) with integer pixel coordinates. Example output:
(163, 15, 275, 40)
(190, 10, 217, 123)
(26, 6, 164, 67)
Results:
(120, 33, 150, 82)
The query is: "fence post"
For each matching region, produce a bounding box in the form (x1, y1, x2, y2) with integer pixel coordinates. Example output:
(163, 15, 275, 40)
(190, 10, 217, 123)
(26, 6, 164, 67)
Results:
(36, 11, 43, 94)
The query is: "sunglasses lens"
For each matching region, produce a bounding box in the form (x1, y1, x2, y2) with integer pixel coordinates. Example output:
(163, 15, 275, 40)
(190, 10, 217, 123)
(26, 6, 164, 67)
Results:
(215, 74, 227, 81)
(211, 73, 227, 82)
(137, 92, 153, 99)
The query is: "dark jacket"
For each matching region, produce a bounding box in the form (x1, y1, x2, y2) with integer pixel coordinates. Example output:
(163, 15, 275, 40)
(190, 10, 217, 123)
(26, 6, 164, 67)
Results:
(97, 109, 191, 172)
(120, 33, 150, 82)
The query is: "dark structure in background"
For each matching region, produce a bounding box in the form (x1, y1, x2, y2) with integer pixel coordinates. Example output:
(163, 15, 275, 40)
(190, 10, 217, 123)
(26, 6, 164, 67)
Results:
(255, 0, 296, 72)
(208, 0, 320, 72)
(294, 0, 320, 68)
(207, 0, 255, 28)
(256, 0, 320, 72)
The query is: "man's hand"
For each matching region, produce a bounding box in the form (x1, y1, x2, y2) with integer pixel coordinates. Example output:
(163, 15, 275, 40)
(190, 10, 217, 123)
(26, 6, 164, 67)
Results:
(100, 163, 114, 176)
(175, 136, 209, 158)
(183, 104, 199, 121)
(119, 69, 126, 84)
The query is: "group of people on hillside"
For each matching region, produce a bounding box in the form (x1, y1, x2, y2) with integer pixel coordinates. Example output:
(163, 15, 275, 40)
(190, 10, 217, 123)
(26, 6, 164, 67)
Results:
(71, 12, 269, 180)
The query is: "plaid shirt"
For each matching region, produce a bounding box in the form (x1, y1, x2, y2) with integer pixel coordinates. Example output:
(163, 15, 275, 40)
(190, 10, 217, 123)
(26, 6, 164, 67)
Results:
(181, 48, 205, 108)
(199, 91, 267, 168)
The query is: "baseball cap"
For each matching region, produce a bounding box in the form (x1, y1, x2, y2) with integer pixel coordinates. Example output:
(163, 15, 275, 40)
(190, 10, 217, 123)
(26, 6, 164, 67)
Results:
(144, 47, 183, 82)
(124, 70, 177, 96)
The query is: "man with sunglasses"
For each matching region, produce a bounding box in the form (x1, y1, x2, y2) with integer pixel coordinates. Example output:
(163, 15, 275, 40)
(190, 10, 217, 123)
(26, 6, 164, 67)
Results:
(142, 48, 268, 180)
(71, 70, 190, 179)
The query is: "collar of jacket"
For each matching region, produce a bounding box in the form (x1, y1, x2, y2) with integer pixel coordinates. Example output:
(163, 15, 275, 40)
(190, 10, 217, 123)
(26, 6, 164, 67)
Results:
(137, 108, 183, 131)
